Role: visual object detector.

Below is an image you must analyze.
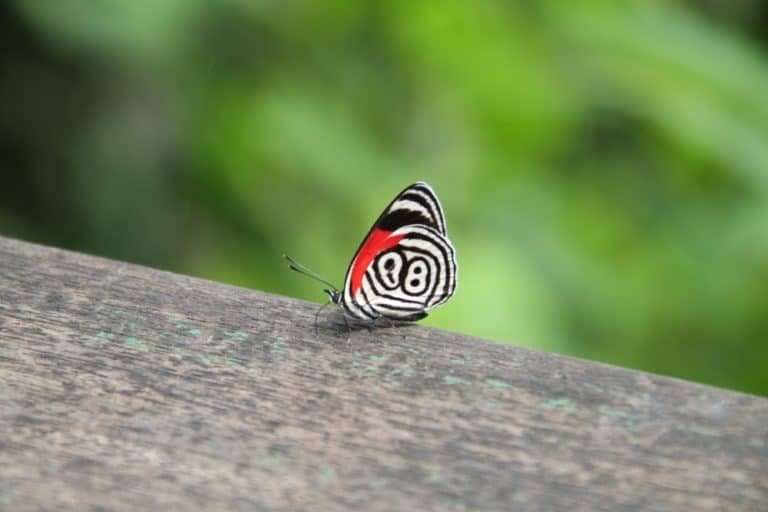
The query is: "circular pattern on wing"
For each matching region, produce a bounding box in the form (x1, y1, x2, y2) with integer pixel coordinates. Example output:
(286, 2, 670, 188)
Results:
(375, 251, 404, 290)
(402, 257, 430, 296)
(357, 225, 457, 319)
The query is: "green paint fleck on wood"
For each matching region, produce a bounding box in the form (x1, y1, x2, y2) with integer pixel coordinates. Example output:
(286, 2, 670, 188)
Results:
(316, 468, 335, 485)
(542, 398, 577, 413)
(226, 331, 249, 341)
(365, 365, 379, 372)
(270, 337, 287, 354)
(699, 393, 709, 401)
(371, 478, 388, 488)
(598, 404, 642, 431)
(598, 404, 630, 419)
(97, 331, 114, 340)
(370, 355, 388, 363)
(485, 378, 511, 390)
(124, 337, 148, 351)
(444, 375, 469, 386)
(196, 353, 211, 364)
(427, 471, 442, 484)
(188, 329, 201, 335)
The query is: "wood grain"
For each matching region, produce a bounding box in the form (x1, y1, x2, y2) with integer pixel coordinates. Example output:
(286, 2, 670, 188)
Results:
(0, 235, 766, 511)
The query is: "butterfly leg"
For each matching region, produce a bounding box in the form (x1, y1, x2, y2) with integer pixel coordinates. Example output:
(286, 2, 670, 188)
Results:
(377, 315, 397, 336)
(341, 312, 352, 342)
(313, 300, 333, 337)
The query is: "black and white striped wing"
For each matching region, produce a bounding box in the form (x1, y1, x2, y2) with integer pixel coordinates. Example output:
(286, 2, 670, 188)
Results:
(340, 182, 458, 321)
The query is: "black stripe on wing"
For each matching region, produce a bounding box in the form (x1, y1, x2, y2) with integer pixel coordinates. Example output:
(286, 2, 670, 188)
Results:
(376, 182, 447, 234)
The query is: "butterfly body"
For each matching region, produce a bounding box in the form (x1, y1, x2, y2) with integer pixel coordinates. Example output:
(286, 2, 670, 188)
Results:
(288, 182, 457, 324)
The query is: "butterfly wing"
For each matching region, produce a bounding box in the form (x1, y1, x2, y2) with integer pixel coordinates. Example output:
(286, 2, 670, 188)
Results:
(374, 181, 448, 236)
(340, 182, 457, 320)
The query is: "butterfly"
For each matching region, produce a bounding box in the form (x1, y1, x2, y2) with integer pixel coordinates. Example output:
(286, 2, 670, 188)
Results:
(285, 182, 457, 324)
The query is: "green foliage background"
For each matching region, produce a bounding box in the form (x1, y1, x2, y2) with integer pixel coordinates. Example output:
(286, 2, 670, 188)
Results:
(2, 1, 767, 396)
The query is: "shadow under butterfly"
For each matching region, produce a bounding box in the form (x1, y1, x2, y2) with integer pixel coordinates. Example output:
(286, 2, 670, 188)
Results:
(285, 182, 458, 338)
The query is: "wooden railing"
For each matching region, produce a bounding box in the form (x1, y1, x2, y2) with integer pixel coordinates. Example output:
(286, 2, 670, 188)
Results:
(0, 235, 766, 511)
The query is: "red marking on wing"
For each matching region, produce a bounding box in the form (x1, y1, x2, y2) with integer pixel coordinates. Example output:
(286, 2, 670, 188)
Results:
(350, 228, 404, 296)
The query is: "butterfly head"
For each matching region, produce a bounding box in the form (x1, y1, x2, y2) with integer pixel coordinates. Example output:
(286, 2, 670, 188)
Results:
(324, 288, 341, 305)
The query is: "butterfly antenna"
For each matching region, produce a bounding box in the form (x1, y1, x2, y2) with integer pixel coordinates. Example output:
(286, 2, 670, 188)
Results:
(283, 254, 339, 292)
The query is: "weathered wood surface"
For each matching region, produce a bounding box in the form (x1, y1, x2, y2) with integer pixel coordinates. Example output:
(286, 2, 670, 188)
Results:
(0, 236, 766, 512)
